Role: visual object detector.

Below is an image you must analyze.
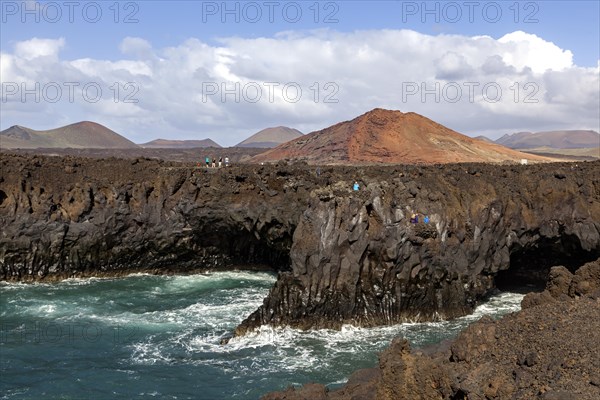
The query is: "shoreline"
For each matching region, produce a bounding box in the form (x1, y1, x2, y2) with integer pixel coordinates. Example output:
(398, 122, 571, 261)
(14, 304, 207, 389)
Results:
(0, 263, 279, 284)
(2, 154, 599, 333)
(264, 259, 600, 399)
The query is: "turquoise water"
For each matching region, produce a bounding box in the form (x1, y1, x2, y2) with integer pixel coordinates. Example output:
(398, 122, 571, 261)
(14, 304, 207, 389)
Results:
(0, 271, 523, 399)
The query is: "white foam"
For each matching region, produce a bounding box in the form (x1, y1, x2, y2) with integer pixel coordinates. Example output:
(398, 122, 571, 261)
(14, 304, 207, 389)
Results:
(469, 292, 524, 319)
(2, 271, 525, 390)
(0, 282, 33, 290)
(129, 339, 175, 365)
(180, 291, 524, 375)
(37, 304, 56, 314)
(61, 277, 113, 285)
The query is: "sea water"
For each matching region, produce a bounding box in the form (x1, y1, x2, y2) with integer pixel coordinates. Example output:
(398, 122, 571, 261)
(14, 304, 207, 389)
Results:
(0, 271, 523, 399)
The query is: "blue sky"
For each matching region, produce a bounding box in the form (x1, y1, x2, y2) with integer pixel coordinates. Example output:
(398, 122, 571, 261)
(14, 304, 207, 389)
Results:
(1, 1, 599, 145)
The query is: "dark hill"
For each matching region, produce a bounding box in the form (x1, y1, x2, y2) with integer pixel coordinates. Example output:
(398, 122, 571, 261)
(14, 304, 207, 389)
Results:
(0, 122, 138, 149)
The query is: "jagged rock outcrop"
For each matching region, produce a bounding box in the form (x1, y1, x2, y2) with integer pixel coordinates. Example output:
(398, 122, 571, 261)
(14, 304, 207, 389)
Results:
(236, 162, 599, 334)
(262, 258, 600, 399)
(1, 155, 599, 337)
(0, 155, 304, 280)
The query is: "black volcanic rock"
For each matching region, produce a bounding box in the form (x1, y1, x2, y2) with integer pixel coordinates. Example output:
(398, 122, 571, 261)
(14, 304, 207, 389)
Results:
(235, 162, 599, 334)
(0, 154, 301, 279)
(1, 155, 599, 337)
(263, 259, 600, 399)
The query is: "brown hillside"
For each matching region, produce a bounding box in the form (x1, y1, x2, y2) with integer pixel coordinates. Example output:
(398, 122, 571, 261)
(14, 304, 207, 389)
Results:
(236, 126, 303, 148)
(251, 109, 551, 164)
(0, 122, 138, 149)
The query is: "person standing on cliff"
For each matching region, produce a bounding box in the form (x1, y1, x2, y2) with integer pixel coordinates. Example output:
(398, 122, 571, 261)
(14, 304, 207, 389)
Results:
(225, 156, 229, 167)
(205, 156, 210, 168)
(212, 158, 216, 168)
(218, 157, 223, 168)
(353, 181, 359, 191)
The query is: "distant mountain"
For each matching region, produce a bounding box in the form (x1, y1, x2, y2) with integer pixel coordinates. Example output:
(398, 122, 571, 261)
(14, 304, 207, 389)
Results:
(0, 122, 138, 149)
(474, 135, 494, 143)
(236, 126, 303, 148)
(251, 108, 550, 165)
(519, 147, 599, 159)
(140, 138, 221, 148)
(496, 130, 599, 149)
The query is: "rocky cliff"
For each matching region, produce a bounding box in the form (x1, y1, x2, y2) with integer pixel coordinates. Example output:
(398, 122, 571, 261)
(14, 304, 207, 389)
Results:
(1, 155, 599, 336)
(263, 258, 600, 399)
(0, 154, 303, 280)
(235, 161, 599, 334)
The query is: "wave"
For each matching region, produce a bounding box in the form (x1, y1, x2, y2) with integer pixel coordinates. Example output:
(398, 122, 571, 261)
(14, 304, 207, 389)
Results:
(0, 270, 276, 288)
(2, 271, 525, 393)
(1, 271, 275, 321)
(128, 291, 524, 382)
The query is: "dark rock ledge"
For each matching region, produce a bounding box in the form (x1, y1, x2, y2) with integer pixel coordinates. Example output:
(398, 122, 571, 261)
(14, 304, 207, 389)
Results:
(1, 155, 599, 336)
(263, 258, 600, 400)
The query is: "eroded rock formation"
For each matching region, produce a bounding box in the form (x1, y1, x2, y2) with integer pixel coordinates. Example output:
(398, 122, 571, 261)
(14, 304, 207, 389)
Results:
(1, 155, 599, 336)
(235, 162, 599, 333)
(262, 258, 600, 399)
(0, 154, 303, 279)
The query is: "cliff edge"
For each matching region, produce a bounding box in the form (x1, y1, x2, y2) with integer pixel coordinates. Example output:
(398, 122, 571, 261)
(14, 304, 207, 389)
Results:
(263, 258, 600, 399)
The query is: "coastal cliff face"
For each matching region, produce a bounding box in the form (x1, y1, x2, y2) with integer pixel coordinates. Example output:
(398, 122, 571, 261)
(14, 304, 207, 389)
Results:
(235, 162, 600, 333)
(263, 258, 600, 400)
(0, 155, 302, 279)
(1, 155, 599, 333)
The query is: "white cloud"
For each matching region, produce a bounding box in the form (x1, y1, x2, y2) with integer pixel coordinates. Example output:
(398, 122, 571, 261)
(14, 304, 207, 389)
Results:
(435, 51, 474, 80)
(119, 37, 155, 61)
(1, 30, 598, 145)
(14, 37, 65, 61)
(498, 31, 573, 74)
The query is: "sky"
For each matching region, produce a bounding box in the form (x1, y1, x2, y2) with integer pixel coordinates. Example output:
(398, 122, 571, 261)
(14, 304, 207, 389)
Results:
(1, 0, 599, 146)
